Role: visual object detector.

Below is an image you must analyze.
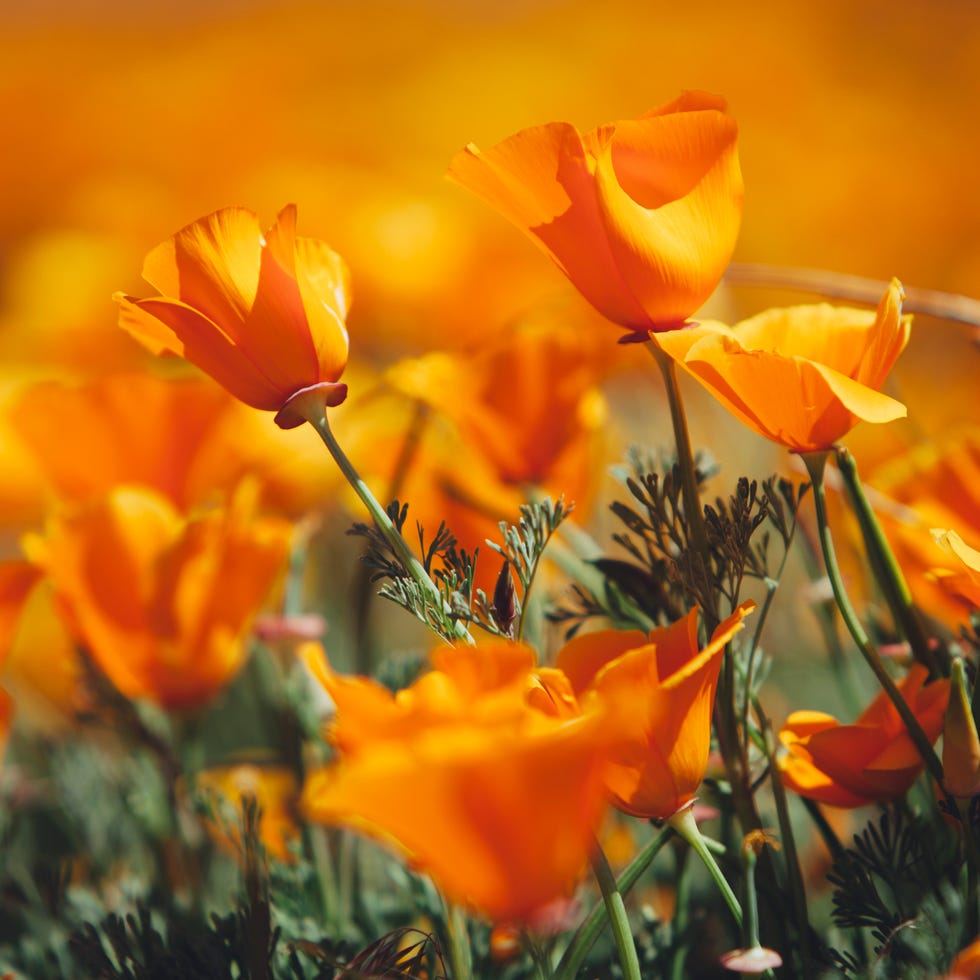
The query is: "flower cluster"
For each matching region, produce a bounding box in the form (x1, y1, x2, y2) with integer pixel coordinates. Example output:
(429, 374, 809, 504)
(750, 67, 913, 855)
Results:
(0, 85, 977, 980)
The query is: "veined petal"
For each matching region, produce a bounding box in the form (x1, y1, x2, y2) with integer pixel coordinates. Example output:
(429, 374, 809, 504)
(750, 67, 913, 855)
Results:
(141, 207, 262, 334)
(448, 122, 649, 328)
(294, 236, 351, 382)
(119, 296, 283, 410)
(555, 628, 648, 696)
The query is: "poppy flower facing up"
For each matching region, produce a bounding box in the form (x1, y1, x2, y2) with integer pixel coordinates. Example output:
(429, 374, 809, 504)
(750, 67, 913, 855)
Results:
(554, 602, 755, 820)
(778, 664, 949, 808)
(300, 640, 614, 927)
(114, 205, 351, 429)
(23, 483, 291, 711)
(649, 279, 911, 452)
(448, 91, 742, 331)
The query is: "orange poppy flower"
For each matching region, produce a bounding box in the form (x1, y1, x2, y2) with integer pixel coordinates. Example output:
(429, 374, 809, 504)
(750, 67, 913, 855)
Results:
(448, 91, 742, 331)
(649, 279, 911, 452)
(778, 664, 949, 808)
(943, 937, 980, 979)
(114, 205, 350, 428)
(554, 602, 755, 819)
(192, 764, 300, 863)
(22, 483, 291, 711)
(931, 529, 980, 612)
(300, 640, 614, 926)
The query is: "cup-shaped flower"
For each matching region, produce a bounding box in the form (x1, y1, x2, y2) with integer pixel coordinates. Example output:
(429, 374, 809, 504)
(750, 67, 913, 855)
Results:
(650, 279, 911, 452)
(114, 205, 351, 428)
(554, 602, 754, 819)
(300, 640, 614, 926)
(23, 483, 291, 710)
(448, 91, 742, 331)
(931, 529, 980, 612)
(778, 664, 949, 807)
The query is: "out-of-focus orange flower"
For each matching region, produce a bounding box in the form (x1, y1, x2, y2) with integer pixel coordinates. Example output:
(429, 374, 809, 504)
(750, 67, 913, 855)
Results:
(650, 280, 911, 452)
(193, 764, 300, 863)
(931, 529, 980, 612)
(0, 561, 81, 729)
(350, 322, 611, 592)
(943, 937, 980, 979)
(554, 602, 754, 819)
(114, 205, 350, 429)
(8, 371, 342, 518)
(300, 640, 614, 926)
(22, 483, 291, 711)
(448, 91, 742, 332)
(778, 664, 949, 807)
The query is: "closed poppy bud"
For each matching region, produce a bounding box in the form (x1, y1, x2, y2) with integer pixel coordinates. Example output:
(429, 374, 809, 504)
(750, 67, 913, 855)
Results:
(448, 91, 742, 332)
(115, 205, 351, 428)
(650, 279, 911, 452)
(943, 658, 980, 799)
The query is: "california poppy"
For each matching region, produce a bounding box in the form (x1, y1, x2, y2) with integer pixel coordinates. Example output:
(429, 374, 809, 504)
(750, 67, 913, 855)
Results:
(23, 483, 291, 711)
(778, 664, 949, 807)
(300, 640, 614, 926)
(554, 602, 754, 819)
(649, 279, 911, 452)
(448, 91, 742, 331)
(114, 205, 350, 428)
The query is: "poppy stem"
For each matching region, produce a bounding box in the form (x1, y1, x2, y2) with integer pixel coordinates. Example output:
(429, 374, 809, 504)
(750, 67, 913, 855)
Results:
(587, 837, 642, 980)
(800, 451, 944, 785)
(668, 806, 743, 929)
(554, 825, 673, 980)
(833, 446, 943, 677)
(302, 406, 475, 645)
(646, 342, 711, 578)
(445, 903, 473, 980)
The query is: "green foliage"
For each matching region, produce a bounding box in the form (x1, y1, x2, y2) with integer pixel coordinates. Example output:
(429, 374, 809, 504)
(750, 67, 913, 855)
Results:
(349, 496, 572, 643)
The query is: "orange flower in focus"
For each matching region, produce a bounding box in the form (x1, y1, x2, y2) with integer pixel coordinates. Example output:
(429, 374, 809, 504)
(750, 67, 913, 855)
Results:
(650, 279, 911, 452)
(114, 206, 350, 428)
(23, 484, 291, 711)
(448, 91, 742, 331)
(555, 602, 754, 819)
(193, 764, 300, 862)
(300, 640, 613, 926)
(778, 664, 949, 807)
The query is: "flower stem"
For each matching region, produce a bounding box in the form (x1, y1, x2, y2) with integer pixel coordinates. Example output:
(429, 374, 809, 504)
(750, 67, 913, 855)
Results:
(668, 807, 742, 929)
(800, 451, 944, 785)
(646, 342, 711, 580)
(445, 904, 473, 980)
(302, 407, 474, 645)
(554, 825, 673, 980)
(588, 838, 641, 980)
(834, 446, 941, 677)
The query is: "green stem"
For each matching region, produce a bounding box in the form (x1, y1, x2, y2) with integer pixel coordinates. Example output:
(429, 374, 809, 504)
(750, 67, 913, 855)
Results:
(760, 710, 811, 978)
(302, 408, 474, 645)
(588, 839, 641, 980)
(445, 904, 473, 980)
(554, 825, 673, 980)
(668, 807, 742, 929)
(801, 451, 944, 786)
(647, 342, 711, 590)
(834, 447, 941, 676)
(669, 846, 691, 980)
